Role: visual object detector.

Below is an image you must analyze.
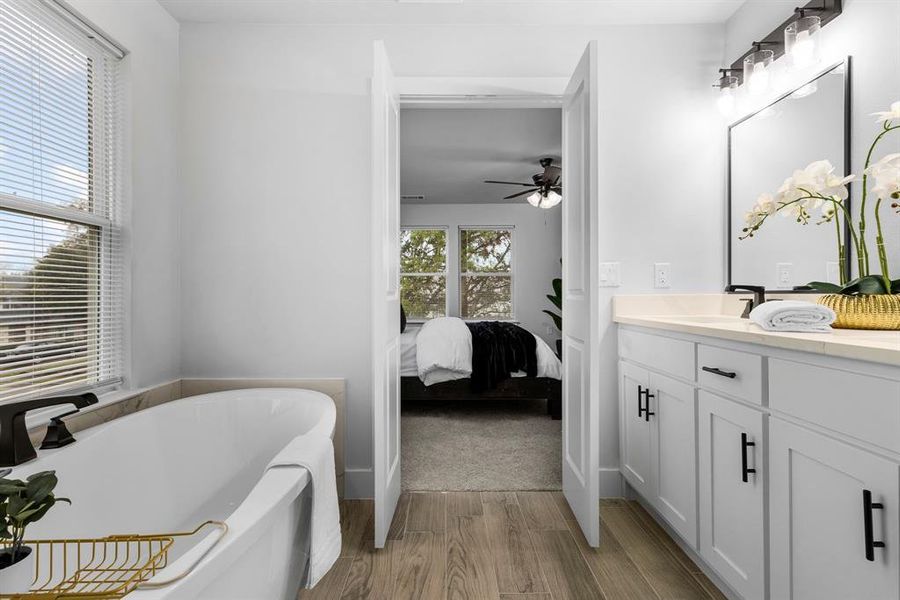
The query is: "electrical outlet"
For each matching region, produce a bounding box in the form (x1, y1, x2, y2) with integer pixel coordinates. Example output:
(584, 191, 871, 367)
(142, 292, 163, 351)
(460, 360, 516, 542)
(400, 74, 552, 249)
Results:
(599, 262, 621, 287)
(654, 263, 671, 289)
(776, 262, 793, 288)
(826, 261, 841, 283)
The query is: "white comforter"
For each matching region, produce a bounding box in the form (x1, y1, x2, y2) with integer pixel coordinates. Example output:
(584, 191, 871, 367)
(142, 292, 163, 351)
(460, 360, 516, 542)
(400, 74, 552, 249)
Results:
(404, 317, 562, 386)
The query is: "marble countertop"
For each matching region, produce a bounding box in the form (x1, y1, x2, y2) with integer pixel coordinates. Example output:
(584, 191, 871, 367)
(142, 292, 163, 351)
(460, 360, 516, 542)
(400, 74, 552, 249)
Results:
(613, 294, 900, 367)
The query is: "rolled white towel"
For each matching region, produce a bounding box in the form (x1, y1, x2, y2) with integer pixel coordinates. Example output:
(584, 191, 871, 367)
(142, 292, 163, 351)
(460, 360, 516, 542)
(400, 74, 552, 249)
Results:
(749, 300, 835, 332)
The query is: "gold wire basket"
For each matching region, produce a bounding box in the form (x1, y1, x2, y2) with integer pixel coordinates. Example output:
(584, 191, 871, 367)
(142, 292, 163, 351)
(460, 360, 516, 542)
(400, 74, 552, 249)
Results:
(0, 520, 227, 599)
(817, 293, 900, 330)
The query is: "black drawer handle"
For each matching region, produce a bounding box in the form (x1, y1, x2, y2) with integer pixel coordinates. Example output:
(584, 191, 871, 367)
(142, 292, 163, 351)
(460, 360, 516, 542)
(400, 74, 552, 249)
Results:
(636, 386, 655, 422)
(863, 489, 886, 561)
(703, 366, 737, 379)
(741, 433, 756, 483)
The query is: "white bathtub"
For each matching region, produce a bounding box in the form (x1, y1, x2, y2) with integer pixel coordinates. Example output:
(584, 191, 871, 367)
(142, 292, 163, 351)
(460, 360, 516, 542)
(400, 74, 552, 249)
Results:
(8, 388, 336, 599)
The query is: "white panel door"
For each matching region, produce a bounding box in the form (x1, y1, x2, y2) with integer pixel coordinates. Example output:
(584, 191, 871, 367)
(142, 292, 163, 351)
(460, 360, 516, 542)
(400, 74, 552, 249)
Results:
(770, 418, 900, 600)
(562, 41, 601, 547)
(698, 391, 765, 600)
(371, 40, 401, 549)
(649, 372, 697, 546)
(619, 361, 652, 499)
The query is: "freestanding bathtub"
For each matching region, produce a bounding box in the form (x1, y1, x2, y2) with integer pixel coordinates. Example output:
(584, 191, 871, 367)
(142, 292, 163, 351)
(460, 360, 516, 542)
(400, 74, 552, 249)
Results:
(7, 388, 336, 599)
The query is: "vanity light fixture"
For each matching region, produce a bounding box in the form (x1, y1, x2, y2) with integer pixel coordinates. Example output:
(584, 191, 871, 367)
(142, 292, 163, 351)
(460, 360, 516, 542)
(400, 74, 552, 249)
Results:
(786, 12, 822, 69)
(744, 43, 776, 95)
(715, 69, 740, 116)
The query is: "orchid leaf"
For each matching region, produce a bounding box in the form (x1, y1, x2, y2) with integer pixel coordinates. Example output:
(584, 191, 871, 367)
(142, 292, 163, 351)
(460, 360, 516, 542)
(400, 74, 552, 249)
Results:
(806, 281, 843, 293)
(892, 279, 900, 294)
(841, 275, 890, 295)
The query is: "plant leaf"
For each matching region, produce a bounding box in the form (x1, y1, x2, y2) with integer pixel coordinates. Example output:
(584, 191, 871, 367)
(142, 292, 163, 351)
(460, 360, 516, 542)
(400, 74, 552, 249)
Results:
(841, 275, 890, 295)
(891, 279, 900, 294)
(25, 472, 57, 504)
(542, 309, 562, 331)
(552, 278, 562, 298)
(546, 293, 562, 310)
(806, 281, 843, 293)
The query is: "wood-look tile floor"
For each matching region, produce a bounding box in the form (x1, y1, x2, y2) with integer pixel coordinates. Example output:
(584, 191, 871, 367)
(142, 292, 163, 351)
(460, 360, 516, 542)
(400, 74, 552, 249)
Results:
(299, 493, 727, 600)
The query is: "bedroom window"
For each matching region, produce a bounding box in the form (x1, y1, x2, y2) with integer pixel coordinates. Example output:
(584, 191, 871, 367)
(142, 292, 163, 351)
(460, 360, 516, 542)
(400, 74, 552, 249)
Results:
(0, 0, 124, 402)
(400, 228, 448, 320)
(459, 227, 513, 320)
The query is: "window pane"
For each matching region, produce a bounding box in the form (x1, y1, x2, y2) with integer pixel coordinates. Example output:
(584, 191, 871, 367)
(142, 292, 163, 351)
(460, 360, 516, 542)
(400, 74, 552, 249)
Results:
(0, 211, 100, 399)
(401, 228, 446, 274)
(0, 15, 93, 211)
(400, 275, 446, 319)
(460, 229, 511, 273)
(461, 275, 512, 319)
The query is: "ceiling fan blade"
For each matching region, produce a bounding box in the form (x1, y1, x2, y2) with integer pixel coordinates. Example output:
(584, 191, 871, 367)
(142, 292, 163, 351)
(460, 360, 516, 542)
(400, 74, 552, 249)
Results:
(484, 180, 535, 186)
(503, 188, 539, 200)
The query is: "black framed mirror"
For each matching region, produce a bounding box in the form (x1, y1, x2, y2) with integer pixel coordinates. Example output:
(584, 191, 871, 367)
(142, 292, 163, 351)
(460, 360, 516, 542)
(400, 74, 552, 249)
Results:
(727, 58, 851, 291)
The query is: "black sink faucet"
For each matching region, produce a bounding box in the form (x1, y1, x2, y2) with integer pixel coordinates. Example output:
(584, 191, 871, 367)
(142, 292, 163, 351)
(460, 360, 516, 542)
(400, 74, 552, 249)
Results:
(0, 393, 98, 467)
(726, 285, 767, 319)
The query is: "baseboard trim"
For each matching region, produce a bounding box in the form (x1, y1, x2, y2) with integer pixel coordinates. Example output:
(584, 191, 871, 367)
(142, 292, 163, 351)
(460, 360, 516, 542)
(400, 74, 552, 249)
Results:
(344, 468, 374, 499)
(599, 467, 623, 498)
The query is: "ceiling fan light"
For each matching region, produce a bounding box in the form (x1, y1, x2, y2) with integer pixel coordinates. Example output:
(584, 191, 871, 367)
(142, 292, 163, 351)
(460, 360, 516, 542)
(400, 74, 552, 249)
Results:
(526, 191, 542, 207)
(542, 190, 562, 209)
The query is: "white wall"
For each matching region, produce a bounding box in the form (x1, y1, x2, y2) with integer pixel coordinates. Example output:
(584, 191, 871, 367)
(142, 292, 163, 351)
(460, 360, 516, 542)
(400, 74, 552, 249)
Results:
(178, 22, 725, 496)
(724, 0, 900, 276)
(67, 0, 182, 389)
(401, 203, 562, 345)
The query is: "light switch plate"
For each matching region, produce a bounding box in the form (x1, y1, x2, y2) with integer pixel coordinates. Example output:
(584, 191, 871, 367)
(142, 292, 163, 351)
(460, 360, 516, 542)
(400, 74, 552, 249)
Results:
(599, 262, 621, 287)
(654, 263, 671, 289)
(776, 262, 793, 287)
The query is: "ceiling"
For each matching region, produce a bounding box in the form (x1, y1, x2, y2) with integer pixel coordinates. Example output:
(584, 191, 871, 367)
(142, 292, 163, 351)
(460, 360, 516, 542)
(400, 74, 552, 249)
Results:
(159, 0, 746, 25)
(400, 108, 561, 205)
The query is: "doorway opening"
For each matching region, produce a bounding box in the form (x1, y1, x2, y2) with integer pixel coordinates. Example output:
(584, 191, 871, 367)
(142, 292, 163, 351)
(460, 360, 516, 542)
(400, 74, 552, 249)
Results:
(397, 106, 563, 492)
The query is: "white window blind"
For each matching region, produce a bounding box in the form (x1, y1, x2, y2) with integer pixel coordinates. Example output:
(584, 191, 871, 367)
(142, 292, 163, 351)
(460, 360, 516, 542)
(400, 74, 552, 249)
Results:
(459, 227, 514, 320)
(0, 0, 123, 402)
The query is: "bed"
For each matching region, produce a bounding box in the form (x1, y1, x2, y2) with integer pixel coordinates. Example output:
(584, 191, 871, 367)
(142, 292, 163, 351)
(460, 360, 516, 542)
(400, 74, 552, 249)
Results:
(400, 319, 562, 419)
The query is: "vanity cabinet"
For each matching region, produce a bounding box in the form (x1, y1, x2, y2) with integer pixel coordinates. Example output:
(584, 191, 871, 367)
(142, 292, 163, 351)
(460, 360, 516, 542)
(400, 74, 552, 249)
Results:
(769, 418, 900, 600)
(619, 361, 697, 546)
(698, 391, 765, 600)
(617, 324, 900, 600)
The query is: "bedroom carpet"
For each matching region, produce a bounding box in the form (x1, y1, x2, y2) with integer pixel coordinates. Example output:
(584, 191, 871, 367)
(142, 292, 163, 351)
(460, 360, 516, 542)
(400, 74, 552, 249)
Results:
(401, 398, 561, 491)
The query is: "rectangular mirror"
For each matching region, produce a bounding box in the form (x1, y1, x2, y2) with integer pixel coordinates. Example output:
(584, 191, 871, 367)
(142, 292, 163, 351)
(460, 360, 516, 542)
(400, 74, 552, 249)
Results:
(728, 60, 850, 290)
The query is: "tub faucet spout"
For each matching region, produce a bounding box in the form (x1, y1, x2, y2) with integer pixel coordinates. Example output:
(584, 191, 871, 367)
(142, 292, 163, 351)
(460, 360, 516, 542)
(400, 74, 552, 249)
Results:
(0, 393, 98, 467)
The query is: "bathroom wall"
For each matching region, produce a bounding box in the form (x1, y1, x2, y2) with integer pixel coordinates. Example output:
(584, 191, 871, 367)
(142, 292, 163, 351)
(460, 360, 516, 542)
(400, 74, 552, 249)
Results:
(724, 0, 900, 274)
(66, 0, 182, 389)
(400, 202, 563, 346)
(178, 23, 725, 496)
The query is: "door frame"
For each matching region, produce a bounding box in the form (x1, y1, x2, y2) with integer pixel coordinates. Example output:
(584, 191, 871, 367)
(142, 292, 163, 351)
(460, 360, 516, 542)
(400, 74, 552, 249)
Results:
(373, 71, 596, 538)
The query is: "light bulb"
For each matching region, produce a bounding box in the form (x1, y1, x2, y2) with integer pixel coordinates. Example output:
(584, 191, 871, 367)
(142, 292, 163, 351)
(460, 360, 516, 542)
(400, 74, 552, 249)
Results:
(717, 87, 735, 116)
(791, 30, 815, 68)
(749, 62, 769, 94)
(526, 191, 542, 207)
(786, 15, 821, 70)
(542, 191, 562, 208)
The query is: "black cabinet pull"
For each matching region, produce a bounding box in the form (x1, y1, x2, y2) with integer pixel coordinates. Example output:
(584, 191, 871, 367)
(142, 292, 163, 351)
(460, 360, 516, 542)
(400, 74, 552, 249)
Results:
(643, 390, 655, 422)
(702, 366, 737, 379)
(863, 489, 886, 561)
(741, 433, 756, 483)
(637, 385, 646, 419)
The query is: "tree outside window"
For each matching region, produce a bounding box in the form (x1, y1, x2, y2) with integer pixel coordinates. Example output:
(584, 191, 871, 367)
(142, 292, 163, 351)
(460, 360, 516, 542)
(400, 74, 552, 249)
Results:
(460, 228, 513, 319)
(400, 228, 447, 320)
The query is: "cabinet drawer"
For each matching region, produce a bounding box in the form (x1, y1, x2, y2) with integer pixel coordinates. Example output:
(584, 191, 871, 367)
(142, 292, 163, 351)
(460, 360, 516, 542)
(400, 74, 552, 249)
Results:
(619, 328, 695, 380)
(697, 344, 763, 405)
(769, 358, 900, 453)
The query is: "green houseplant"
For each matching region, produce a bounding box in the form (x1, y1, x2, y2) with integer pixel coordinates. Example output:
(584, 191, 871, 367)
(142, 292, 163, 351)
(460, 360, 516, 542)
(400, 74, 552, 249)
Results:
(0, 471, 70, 593)
(543, 276, 562, 358)
(741, 100, 900, 328)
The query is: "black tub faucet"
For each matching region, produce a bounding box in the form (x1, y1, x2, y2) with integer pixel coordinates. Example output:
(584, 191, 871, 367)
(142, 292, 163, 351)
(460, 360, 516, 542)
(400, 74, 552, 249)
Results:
(726, 285, 767, 318)
(0, 393, 98, 467)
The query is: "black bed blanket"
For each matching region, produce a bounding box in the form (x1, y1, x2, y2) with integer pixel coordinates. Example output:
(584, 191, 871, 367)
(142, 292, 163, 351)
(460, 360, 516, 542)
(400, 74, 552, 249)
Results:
(466, 321, 537, 392)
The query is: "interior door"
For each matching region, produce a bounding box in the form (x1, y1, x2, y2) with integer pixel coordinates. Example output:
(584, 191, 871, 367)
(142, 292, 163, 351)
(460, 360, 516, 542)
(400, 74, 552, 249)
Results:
(371, 40, 401, 549)
(561, 41, 601, 547)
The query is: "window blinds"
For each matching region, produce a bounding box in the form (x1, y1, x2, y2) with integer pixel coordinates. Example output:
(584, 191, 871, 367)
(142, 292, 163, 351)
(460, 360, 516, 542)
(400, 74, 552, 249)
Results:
(0, 0, 123, 402)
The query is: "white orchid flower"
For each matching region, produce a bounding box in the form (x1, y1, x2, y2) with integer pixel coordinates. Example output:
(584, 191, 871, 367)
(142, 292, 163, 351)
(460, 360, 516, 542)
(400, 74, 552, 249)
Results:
(821, 203, 837, 220)
(872, 101, 900, 124)
(865, 153, 900, 200)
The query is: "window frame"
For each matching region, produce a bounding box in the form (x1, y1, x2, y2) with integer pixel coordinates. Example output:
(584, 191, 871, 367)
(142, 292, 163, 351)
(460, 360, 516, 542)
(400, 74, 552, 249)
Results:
(0, 0, 124, 403)
(400, 226, 449, 322)
(458, 225, 516, 321)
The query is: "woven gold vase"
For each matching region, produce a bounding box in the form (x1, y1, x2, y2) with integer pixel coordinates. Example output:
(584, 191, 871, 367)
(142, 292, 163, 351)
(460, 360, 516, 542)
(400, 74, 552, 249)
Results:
(817, 294, 900, 330)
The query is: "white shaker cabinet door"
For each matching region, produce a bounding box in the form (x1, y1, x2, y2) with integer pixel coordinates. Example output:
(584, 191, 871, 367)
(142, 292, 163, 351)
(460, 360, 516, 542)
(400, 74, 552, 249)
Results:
(698, 391, 765, 600)
(770, 417, 900, 600)
(620, 361, 652, 499)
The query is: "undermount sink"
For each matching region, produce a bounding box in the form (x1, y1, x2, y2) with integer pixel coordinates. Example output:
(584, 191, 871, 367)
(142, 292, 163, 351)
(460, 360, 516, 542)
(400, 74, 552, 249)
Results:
(666, 315, 745, 324)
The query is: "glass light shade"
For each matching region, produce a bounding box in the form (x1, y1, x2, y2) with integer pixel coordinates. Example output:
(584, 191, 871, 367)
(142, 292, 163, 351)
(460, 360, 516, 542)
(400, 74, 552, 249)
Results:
(526, 191, 542, 207)
(716, 75, 739, 116)
(743, 49, 774, 95)
(785, 15, 821, 69)
(541, 190, 562, 208)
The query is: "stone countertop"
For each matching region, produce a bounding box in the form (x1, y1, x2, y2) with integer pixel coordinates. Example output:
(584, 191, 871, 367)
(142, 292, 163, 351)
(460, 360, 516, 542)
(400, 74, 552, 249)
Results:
(613, 294, 900, 367)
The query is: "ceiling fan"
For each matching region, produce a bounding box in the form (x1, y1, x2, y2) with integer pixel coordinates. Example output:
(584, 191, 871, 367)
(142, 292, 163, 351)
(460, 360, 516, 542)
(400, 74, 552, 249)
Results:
(484, 157, 562, 208)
